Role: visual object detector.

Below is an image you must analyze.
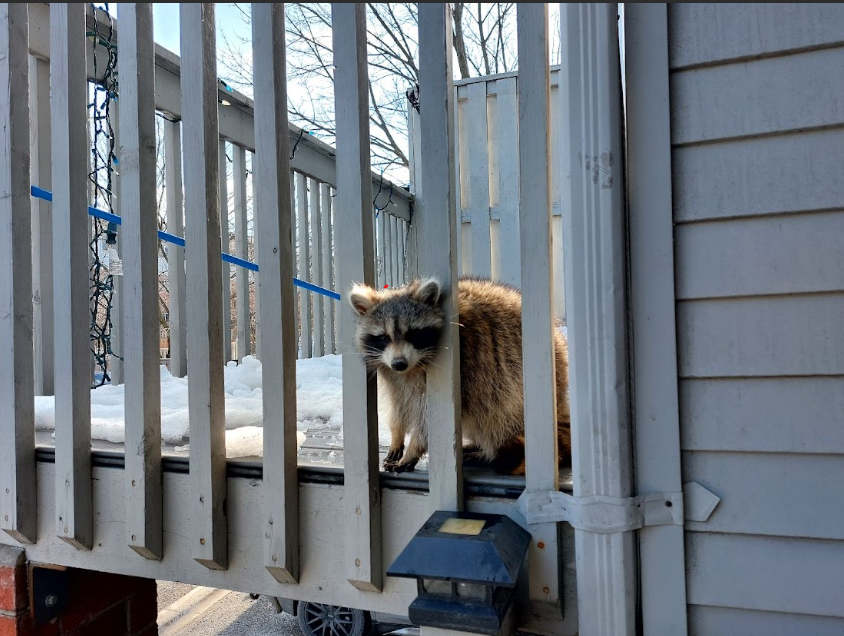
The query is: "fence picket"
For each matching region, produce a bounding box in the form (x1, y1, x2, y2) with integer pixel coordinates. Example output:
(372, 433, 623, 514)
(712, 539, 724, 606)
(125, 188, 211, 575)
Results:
(51, 2, 93, 550)
(119, 2, 163, 561)
(233, 144, 250, 361)
(181, 2, 227, 570)
(296, 171, 311, 357)
(517, 2, 562, 608)
(418, 2, 463, 512)
(310, 178, 324, 356)
(332, 2, 382, 591)
(219, 140, 232, 361)
(0, 2, 36, 544)
(30, 55, 54, 397)
(321, 183, 335, 354)
(467, 80, 491, 278)
(495, 77, 520, 287)
(252, 2, 299, 583)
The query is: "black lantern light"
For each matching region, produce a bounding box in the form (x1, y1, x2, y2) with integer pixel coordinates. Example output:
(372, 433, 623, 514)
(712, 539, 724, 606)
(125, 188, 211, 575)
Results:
(386, 511, 531, 636)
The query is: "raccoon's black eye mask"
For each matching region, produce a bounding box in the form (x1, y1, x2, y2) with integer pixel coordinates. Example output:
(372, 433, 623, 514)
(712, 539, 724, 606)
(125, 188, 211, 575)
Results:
(405, 327, 441, 351)
(364, 334, 391, 351)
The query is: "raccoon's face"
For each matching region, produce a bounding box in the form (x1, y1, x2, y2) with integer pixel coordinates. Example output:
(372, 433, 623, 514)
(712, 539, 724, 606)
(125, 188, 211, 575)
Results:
(348, 278, 446, 374)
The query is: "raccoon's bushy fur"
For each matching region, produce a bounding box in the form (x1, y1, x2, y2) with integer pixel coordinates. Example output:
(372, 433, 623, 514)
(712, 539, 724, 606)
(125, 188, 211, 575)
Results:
(348, 276, 571, 475)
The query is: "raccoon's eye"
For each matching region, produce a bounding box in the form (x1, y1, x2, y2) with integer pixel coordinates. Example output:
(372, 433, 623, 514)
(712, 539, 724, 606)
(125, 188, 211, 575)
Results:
(405, 327, 441, 350)
(364, 334, 391, 350)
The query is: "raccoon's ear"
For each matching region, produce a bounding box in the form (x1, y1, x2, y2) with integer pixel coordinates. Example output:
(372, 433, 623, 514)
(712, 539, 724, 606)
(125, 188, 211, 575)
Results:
(349, 283, 378, 316)
(413, 277, 442, 307)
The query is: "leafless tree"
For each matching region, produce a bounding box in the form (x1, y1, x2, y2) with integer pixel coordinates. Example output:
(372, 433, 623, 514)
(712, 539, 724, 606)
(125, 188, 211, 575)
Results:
(217, 3, 546, 183)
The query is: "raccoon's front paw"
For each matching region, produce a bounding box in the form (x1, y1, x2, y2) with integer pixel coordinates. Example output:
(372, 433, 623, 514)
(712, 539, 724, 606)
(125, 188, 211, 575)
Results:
(385, 445, 405, 465)
(462, 445, 491, 467)
(390, 457, 419, 473)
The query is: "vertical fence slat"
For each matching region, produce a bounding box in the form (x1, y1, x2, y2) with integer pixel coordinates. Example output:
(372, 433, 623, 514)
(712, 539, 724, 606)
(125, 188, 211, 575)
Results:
(310, 178, 324, 356)
(233, 144, 250, 361)
(219, 140, 232, 362)
(332, 2, 381, 592)
(295, 171, 311, 357)
(181, 2, 227, 570)
(561, 4, 637, 632)
(51, 2, 92, 550)
(252, 163, 261, 360)
(291, 171, 300, 355)
(377, 212, 386, 288)
(451, 89, 463, 278)
(397, 220, 405, 284)
(30, 55, 54, 396)
(549, 83, 565, 323)
(119, 2, 162, 561)
(389, 215, 400, 287)
(466, 80, 491, 278)
(252, 2, 299, 583)
(0, 3, 35, 544)
(320, 183, 334, 354)
(383, 212, 393, 286)
(496, 77, 520, 287)
(418, 2, 462, 512)
(517, 2, 562, 609)
(109, 100, 123, 385)
(164, 119, 187, 377)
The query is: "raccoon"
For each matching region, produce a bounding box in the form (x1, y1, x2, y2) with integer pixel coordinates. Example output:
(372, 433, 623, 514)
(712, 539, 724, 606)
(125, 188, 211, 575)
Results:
(348, 276, 571, 475)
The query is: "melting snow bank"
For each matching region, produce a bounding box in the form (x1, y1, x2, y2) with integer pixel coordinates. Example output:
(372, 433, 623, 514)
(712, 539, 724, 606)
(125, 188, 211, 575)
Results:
(34, 354, 393, 459)
(34, 326, 567, 460)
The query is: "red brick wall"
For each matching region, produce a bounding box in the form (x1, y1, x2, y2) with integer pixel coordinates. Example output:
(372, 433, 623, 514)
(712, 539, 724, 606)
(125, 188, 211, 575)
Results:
(0, 546, 157, 636)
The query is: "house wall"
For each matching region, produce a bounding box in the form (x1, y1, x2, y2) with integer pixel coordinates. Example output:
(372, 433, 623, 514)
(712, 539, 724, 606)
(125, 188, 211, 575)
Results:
(669, 4, 844, 634)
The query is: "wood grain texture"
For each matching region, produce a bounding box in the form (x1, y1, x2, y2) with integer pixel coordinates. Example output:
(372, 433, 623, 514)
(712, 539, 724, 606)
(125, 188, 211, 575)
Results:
(0, 2, 35, 544)
(417, 2, 463, 512)
(180, 2, 227, 570)
(50, 1, 93, 551)
(29, 55, 54, 397)
(117, 1, 163, 560)
(252, 2, 299, 584)
(331, 2, 381, 591)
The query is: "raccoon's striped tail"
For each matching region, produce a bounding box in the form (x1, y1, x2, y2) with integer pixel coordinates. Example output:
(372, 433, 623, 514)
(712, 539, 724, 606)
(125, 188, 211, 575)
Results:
(493, 425, 572, 476)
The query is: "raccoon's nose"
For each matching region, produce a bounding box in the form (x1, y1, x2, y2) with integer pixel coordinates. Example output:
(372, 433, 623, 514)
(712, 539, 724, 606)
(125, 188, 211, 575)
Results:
(391, 358, 409, 372)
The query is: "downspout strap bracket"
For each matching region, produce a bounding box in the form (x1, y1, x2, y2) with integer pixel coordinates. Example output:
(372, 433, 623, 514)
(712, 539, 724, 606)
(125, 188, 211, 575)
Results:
(516, 481, 720, 533)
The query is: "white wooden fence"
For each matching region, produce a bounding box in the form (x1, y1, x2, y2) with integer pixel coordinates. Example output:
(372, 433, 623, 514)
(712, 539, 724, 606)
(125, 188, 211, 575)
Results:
(1, 4, 634, 636)
(409, 68, 566, 321)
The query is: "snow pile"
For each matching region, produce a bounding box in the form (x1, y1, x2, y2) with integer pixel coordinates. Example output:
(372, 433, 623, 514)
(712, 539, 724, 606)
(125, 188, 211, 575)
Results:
(34, 354, 390, 459)
(33, 325, 567, 460)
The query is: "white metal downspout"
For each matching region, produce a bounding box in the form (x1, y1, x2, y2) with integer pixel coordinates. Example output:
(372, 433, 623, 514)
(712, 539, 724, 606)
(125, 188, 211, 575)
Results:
(559, 4, 637, 634)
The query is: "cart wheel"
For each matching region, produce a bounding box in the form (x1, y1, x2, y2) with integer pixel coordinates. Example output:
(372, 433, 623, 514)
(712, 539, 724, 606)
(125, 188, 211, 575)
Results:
(249, 593, 261, 600)
(297, 601, 371, 636)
